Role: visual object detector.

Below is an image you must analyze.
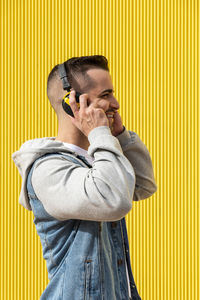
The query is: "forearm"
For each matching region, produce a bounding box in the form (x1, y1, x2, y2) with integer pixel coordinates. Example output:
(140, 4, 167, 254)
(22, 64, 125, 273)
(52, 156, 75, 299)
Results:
(116, 127, 157, 200)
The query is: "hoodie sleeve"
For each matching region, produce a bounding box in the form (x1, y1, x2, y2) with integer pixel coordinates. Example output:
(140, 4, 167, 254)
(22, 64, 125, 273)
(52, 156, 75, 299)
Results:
(115, 126, 158, 200)
(31, 126, 136, 222)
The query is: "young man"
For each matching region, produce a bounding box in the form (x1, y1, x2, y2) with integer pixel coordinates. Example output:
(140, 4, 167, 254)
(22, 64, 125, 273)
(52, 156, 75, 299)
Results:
(12, 55, 157, 299)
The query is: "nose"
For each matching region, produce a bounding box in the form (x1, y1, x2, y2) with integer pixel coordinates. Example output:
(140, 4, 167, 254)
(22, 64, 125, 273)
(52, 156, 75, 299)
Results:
(110, 96, 120, 111)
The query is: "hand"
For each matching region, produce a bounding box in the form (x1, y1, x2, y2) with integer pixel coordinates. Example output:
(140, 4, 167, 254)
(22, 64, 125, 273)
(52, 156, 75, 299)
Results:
(68, 90, 109, 137)
(110, 111, 125, 136)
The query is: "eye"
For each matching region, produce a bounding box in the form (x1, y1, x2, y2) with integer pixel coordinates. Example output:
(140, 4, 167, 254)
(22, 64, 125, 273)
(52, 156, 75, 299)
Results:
(102, 94, 109, 98)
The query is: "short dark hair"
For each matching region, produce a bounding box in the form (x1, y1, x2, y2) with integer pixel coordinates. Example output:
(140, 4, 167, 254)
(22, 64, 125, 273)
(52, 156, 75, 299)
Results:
(47, 55, 109, 95)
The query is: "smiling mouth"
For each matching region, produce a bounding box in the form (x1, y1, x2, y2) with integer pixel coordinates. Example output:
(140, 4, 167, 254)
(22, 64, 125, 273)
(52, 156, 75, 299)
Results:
(106, 115, 114, 126)
(106, 112, 115, 117)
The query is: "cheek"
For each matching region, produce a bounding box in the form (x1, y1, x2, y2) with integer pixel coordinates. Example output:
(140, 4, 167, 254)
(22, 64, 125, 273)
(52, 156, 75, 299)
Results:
(98, 99, 110, 108)
(90, 99, 108, 109)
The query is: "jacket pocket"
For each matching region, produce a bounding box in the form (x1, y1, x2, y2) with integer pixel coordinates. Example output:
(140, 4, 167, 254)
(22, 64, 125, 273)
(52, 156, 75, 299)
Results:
(84, 259, 92, 300)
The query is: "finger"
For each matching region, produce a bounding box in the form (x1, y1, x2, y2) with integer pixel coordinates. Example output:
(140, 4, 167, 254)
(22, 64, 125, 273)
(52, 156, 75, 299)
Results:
(79, 94, 88, 110)
(69, 90, 79, 114)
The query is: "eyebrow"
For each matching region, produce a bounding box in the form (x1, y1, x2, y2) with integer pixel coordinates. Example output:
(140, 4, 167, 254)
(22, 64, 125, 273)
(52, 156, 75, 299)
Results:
(98, 89, 114, 97)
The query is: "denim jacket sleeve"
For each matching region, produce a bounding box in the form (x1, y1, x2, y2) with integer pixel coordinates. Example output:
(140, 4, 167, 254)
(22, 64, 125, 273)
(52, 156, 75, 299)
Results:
(31, 126, 136, 222)
(115, 126, 158, 201)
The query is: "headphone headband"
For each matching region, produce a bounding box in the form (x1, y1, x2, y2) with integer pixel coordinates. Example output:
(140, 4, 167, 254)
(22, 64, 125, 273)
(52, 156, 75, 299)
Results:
(58, 63, 71, 91)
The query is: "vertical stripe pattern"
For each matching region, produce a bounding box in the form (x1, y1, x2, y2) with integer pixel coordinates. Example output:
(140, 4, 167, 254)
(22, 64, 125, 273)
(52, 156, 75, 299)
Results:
(0, 0, 199, 299)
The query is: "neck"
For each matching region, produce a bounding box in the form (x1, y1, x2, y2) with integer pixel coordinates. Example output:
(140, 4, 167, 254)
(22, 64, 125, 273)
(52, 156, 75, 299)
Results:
(55, 119, 90, 151)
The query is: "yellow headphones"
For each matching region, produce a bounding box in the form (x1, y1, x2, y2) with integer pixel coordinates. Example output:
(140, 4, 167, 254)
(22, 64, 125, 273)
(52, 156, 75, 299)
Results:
(63, 91, 80, 109)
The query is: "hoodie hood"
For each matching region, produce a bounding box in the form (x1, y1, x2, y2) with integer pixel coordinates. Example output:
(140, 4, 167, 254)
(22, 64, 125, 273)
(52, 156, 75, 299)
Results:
(12, 137, 77, 211)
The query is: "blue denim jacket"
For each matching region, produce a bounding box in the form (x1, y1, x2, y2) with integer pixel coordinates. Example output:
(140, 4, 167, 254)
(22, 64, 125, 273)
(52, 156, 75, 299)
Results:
(27, 152, 142, 300)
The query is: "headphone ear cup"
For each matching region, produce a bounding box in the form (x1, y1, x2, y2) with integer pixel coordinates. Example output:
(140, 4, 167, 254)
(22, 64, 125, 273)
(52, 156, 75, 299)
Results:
(62, 91, 81, 117)
(62, 99, 74, 117)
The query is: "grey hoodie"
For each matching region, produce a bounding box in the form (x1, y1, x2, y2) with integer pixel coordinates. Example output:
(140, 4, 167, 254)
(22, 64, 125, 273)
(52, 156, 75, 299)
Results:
(12, 126, 157, 221)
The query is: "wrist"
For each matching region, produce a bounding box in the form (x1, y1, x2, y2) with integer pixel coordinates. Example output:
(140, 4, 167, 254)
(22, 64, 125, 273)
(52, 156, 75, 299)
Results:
(115, 126, 125, 136)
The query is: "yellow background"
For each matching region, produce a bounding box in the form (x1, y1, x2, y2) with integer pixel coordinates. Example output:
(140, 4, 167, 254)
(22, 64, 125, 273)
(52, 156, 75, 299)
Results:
(1, 0, 199, 299)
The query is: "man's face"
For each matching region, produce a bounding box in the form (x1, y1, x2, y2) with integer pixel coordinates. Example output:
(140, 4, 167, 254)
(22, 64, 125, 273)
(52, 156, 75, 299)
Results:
(80, 68, 120, 126)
